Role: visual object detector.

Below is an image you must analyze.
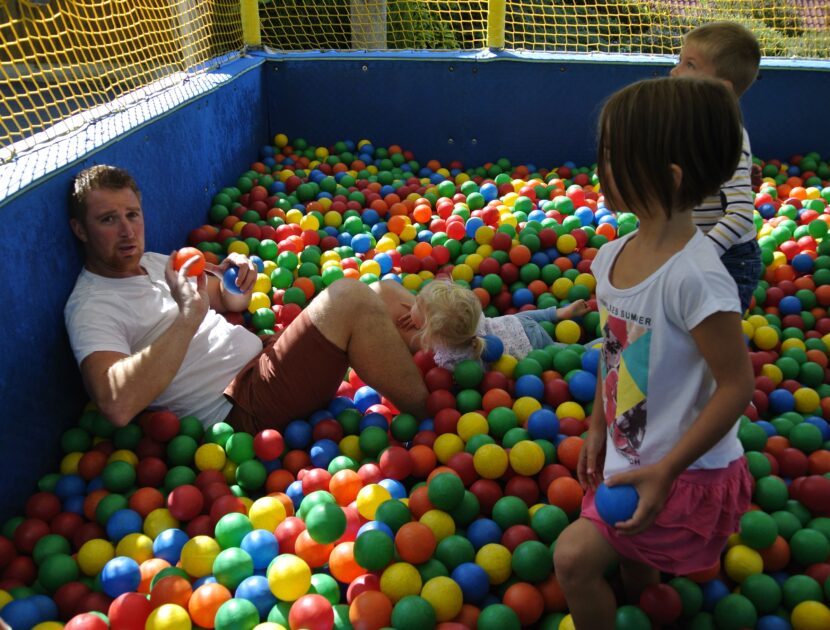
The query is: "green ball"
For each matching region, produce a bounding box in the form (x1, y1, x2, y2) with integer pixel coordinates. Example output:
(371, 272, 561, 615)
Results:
(738, 422, 768, 451)
(358, 425, 389, 458)
(251, 307, 276, 331)
(205, 422, 235, 447)
(94, 493, 128, 526)
(456, 389, 482, 414)
(668, 577, 703, 618)
(789, 422, 823, 453)
(235, 459, 267, 491)
(754, 475, 789, 511)
(374, 499, 412, 534)
(212, 548, 254, 591)
(309, 572, 340, 605)
(531, 505, 569, 544)
(807, 516, 830, 542)
(501, 427, 530, 449)
(477, 604, 521, 630)
(790, 528, 830, 567)
(552, 349, 582, 375)
(354, 529, 394, 571)
(481, 273, 504, 295)
(101, 461, 136, 493)
(449, 490, 480, 528)
(511, 540, 553, 583)
(112, 424, 142, 451)
(416, 557, 449, 582)
(487, 407, 518, 440)
(782, 574, 823, 609)
(164, 465, 197, 491)
(61, 427, 92, 453)
(150, 566, 190, 590)
(167, 434, 198, 466)
(391, 595, 437, 630)
(297, 491, 336, 520)
(454, 359, 484, 389)
(492, 496, 529, 530)
(215, 597, 260, 630)
(434, 534, 475, 571)
(615, 604, 652, 629)
(739, 573, 781, 615)
(514, 358, 543, 379)
(214, 512, 253, 549)
(32, 534, 71, 565)
(225, 432, 255, 463)
(739, 510, 778, 549)
(39, 553, 79, 593)
(713, 593, 757, 630)
(178, 415, 204, 441)
(390, 413, 418, 442)
(787, 499, 813, 526)
(771, 510, 803, 540)
(745, 451, 772, 479)
(428, 473, 465, 512)
(306, 503, 346, 544)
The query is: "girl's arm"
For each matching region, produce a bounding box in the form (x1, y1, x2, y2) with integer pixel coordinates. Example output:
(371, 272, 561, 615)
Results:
(607, 310, 754, 535)
(577, 374, 607, 491)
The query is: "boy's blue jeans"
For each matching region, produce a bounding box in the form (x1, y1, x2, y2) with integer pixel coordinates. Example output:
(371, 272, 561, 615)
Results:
(720, 240, 763, 313)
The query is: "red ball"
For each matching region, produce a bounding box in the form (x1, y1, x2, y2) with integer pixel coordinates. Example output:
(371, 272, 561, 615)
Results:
(301, 468, 332, 495)
(2, 555, 36, 585)
(0, 536, 16, 572)
(504, 475, 540, 506)
(537, 463, 573, 495)
(425, 367, 454, 392)
(108, 592, 153, 630)
(25, 492, 62, 522)
(797, 475, 830, 516)
(544, 379, 571, 408)
(357, 463, 383, 485)
(288, 593, 334, 630)
(480, 370, 511, 394)
(276, 516, 307, 555)
(136, 456, 168, 488)
(501, 524, 539, 552)
(65, 613, 109, 630)
(195, 469, 226, 491)
(71, 522, 105, 551)
(413, 350, 437, 375)
(433, 408, 461, 435)
(141, 410, 180, 442)
(777, 448, 809, 479)
(639, 583, 682, 625)
(254, 429, 285, 460)
(558, 416, 586, 437)
(50, 512, 84, 541)
(13, 518, 50, 554)
(312, 419, 343, 443)
(469, 479, 503, 517)
(446, 452, 477, 488)
(54, 581, 92, 620)
(167, 484, 204, 521)
(427, 389, 456, 416)
(79, 590, 112, 614)
(379, 446, 413, 480)
(186, 514, 213, 538)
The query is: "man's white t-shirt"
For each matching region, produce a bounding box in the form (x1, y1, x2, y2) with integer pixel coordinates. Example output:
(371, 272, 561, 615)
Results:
(591, 230, 744, 478)
(64, 253, 262, 426)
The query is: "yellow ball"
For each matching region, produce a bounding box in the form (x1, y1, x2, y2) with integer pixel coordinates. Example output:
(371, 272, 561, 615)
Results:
(248, 292, 271, 314)
(780, 337, 806, 353)
(195, 443, 227, 471)
(0, 589, 12, 610)
(555, 320, 582, 344)
(60, 452, 83, 475)
(263, 261, 277, 276)
(760, 363, 784, 386)
(475, 543, 512, 584)
(451, 264, 474, 283)
(556, 401, 586, 421)
(574, 273, 596, 292)
(222, 460, 238, 484)
(400, 225, 417, 242)
(339, 435, 363, 462)
(108, 449, 139, 467)
(421, 576, 463, 622)
(249, 496, 287, 531)
(180, 536, 221, 578)
(146, 603, 192, 630)
(116, 533, 154, 563)
(254, 624, 287, 630)
(231, 221, 247, 235)
(823, 332, 830, 353)
(794, 387, 820, 414)
(418, 270, 435, 281)
(356, 484, 392, 520)
(509, 440, 545, 476)
(267, 553, 311, 601)
(753, 325, 780, 350)
(253, 273, 272, 294)
(324, 211, 343, 228)
(559, 615, 576, 630)
(420, 509, 455, 542)
(299, 214, 319, 231)
(473, 444, 508, 479)
(360, 260, 381, 277)
(227, 240, 250, 256)
(556, 234, 578, 254)
(741, 320, 755, 339)
(512, 396, 542, 424)
(285, 209, 303, 224)
(380, 562, 422, 603)
(769, 251, 787, 270)
(491, 354, 518, 378)
(433, 433, 465, 464)
(402, 274, 423, 291)
(475, 225, 495, 245)
(144, 509, 178, 540)
(464, 254, 483, 274)
(723, 544, 763, 583)
(502, 192, 519, 206)
(274, 133, 288, 147)
(457, 412, 489, 442)
(551, 277, 574, 300)
(791, 601, 830, 630)
(78, 539, 115, 576)
(32, 623, 64, 630)
(746, 314, 768, 330)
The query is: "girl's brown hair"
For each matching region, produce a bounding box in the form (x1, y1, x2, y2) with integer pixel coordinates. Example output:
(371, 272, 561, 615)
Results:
(597, 76, 743, 219)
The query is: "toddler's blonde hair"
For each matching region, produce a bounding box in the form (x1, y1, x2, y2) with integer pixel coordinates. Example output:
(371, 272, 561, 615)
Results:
(415, 280, 484, 358)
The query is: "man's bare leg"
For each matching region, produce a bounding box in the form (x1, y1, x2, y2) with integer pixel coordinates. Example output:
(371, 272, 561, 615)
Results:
(370, 280, 420, 352)
(307, 279, 428, 418)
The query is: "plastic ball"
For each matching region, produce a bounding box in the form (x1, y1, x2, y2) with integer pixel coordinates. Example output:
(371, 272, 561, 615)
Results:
(477, 603, 521, 630)
(391, 594, 437, 630)
(420, 575, 463, 622)
(791, 600, 830, 630)
(595, 483, 639, 525)
(724, 544, 763, 583)
(267, 553, 311, 601)
(174, 247, 206, 276)
(380, 562, 423, 603)
(180, 535, 221, 578)
(188, 582, 232, 628)
(475, 543, 512, 585)
(100, 555, 141, 597)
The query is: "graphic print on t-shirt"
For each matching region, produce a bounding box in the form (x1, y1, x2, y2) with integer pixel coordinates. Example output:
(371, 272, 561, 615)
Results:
(599, 307, 652, 465)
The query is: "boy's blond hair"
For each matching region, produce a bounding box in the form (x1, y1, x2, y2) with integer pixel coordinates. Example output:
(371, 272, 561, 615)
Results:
(684, 21, 761, 96)
(414, 280, 484, 358)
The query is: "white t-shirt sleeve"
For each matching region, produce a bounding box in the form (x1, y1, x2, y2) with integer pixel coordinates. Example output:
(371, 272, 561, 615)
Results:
(66, 301, 133, 363)
(674, 254, 741, 331)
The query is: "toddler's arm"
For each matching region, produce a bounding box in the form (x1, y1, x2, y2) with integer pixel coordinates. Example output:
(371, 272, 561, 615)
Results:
(705, 134, 756, 254)
(556, 298, 590, 321)
(606, 310, 753, 535)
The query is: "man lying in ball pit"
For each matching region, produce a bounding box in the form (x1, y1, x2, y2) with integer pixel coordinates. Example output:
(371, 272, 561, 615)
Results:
(64, 165, 429, 431)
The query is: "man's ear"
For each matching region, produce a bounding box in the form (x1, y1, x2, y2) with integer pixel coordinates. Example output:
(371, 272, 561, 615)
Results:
(70, 218, 87, 243)
(670, 164, 683, 191)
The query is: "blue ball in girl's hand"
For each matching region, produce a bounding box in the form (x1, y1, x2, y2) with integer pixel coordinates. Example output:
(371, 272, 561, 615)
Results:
(595, 482, 639, 525)
(481, 335, 504, 362)
(223, 266, 243, 293)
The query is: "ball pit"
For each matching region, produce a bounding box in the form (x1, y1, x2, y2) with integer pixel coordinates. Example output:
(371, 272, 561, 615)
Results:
(2, 139, 830, 629)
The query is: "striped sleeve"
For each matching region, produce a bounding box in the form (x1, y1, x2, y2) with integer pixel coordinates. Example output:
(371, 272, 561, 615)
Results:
(692, 128, 757, 255)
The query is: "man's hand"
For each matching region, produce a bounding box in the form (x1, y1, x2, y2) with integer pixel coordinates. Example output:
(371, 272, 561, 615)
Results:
(166, 251, 210, 327)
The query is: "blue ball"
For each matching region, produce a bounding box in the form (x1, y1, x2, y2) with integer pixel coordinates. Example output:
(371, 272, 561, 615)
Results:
(357, 520, 394, 540)
(153, 528, 190, 564)
(768, 388, 796, 414)
(791, 253, 814, 274)
(286, 480, 305, 511)
(62, 494, 85, 515)
(465, 217, 485, 239)
(581, 348, 601, 375)
(100, 556, 141, 598)
(223, 266, 243, 293)
(54, 474, 85, 499)
(701, 578, 730, 612)
(512, 288, 535, 308)
(249, 256, 265, 273)
(755, 420, 778, 437)
(515, 374, 544, 400)
(594, 483, 639, 525)
(309, 439, 339, 469)
(359, 412, 389, 432)
(527, 409, 559, 441)
(235, 574, 277, 618)
(106, 508, 143, 542)
(568, 370, 597, 402)
(778, 295, 802, 316)
(481, 335, 504, 363)
(354, 386, 381, 413)
(379, 478, 407, 500)
(374, 252, 393, 274)
(328, 396, 356, 416)
(451, 562, 490, 604)
(309, 410, 334, 426)
(0, 597, 44, 630)
(466, 518, 502, 550)
(480, 183, 498, 202)
(351, 233, 373, 254)
(241, 530, 279, 570)
(805, 416, 830, 440)
(756, 615, 793, 630)
(284, 420, 313, 449)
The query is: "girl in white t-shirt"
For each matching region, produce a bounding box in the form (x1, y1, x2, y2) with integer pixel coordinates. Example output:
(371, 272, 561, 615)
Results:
(399, 277, 590, 369)
(553, 77, 755, 629)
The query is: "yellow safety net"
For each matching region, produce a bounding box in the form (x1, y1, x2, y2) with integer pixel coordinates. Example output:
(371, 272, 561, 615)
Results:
(1, 0, 828, 162)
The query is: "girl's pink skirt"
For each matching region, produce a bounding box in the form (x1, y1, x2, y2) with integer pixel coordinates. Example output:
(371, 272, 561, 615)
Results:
(580, 457, 754, 575)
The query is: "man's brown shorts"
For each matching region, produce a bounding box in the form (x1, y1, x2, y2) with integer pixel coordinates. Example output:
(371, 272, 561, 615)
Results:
(224, 309, 348, 433)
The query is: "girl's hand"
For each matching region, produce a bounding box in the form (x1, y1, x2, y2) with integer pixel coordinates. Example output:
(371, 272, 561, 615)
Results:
(577, 427, 606, 491)
(605, 462, 674, 536)
(397, 305, 419, 331)
(206, 253, 258, 294)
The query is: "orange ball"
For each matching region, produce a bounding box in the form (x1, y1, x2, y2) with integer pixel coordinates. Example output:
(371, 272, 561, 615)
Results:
(758, 536, 791, 572)
(536, 573, 568, 612)
(556, 436, 584, 472)
(129, 487, 165, 518)
(188, 582, 232, 628)
(294, 529, 334, 568)
(83, 488, 110, 521)
(509, 245, 532, 266)
(407, 485, 435, 520)
(685, 559, 721, 583)
(329, 541, 365, 584)
(502, 582, 544, 626)
(395, 522, 436, 564)
(409, 445, 438, 479)
(282, 449, 312, 476)
(78, 450, 108, 480)
(764, 436, 790, 460)
(546, 476, 584, 515)
(329, 469, 364, 506)
(349, 590, 392, 630)
(451, 604, 480, 628)
(174, 247, 206, 276)
(265, 469, 295, 494)
(138, 558, 171, 594)
(808, 449, 830, 475)
(150, 575, 192, 609)
(482, 388, 513, 413)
